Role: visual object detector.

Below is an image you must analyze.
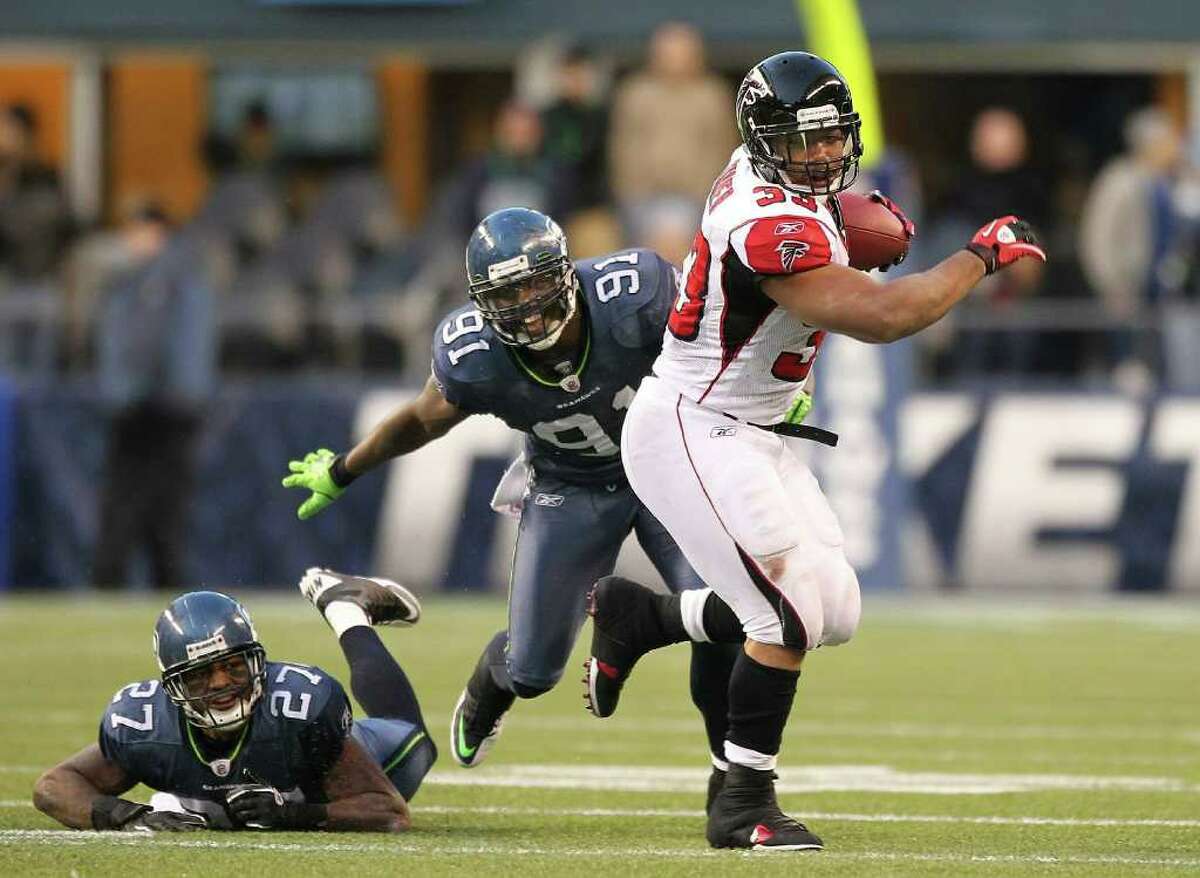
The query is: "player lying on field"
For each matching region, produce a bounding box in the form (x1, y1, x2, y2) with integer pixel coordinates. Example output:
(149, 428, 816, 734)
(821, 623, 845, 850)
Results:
(33, 572, 434, 832)
(283, 207, 740, 811)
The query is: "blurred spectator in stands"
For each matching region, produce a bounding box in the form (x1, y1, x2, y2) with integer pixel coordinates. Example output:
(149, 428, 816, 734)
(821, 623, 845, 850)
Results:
(236, 100, 278, 172)
(204, 100, 280, 177)
(926, 107, 1049, 376)
(541, 43, 622, 258)
(1080, 108, 1184, 318)
(92, 203, 215, 590)
(0, 103, 73, 284)
(407, 100, 574, 367)
(1079, 107, 1190, 390)
(608, 22, 737, 257)
(542, 44, 609, 214)
(435, 99, 574, 242)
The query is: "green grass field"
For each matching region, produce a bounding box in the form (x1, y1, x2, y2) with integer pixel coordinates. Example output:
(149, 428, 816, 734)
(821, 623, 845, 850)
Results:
(2, 593, 1198, 876)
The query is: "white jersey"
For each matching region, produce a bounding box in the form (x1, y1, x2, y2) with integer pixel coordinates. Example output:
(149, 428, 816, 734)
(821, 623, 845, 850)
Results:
(653, 146, 849, 423)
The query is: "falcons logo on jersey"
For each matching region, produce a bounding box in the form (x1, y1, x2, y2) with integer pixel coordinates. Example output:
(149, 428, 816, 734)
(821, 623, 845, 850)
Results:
(776, 240, 811, 272)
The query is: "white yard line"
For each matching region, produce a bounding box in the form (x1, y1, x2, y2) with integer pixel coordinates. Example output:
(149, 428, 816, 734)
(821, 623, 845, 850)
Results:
(4, 799, 1196, 829)
(422, 763, 1200, 795)
(536, 714, 1200, 743)
(415, 804, 1200, 829)
(1, 829, 1198, 869)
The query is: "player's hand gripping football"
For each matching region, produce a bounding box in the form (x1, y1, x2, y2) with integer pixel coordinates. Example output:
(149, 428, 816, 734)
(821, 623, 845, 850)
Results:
(965, 216, 1046, 275)
(282, 448, 354, 520)
(868, 190, 915, 270)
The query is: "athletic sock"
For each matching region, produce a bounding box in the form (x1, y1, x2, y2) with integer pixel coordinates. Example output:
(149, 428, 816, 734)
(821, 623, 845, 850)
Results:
(338, 626, 427, 730)
(701, 591, 744, 643)
(466, 630, 517, 726)
(724, 651, 800, 772)
(689, 641, 739, 758)
(324, 602, 370, 638)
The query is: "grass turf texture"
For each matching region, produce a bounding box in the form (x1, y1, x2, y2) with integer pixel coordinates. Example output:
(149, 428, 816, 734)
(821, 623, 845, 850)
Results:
(2, 594, 1198, 876)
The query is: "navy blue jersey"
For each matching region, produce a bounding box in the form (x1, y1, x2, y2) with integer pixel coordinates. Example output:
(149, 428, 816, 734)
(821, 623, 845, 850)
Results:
(432, 249, 677, 484)
(98, 661, 351, 824)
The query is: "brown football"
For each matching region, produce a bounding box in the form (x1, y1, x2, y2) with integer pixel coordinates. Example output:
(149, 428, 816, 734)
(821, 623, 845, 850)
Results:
(839, 191, 909, 271)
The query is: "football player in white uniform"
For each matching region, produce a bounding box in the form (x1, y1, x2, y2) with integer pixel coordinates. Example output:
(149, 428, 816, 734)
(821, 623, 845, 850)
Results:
(585, 51, 1045, 851)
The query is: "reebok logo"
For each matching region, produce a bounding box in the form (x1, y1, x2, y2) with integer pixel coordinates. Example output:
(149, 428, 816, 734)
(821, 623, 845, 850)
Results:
(710, 426, 738, 438)
(774, 221, 806, 235)
(533, 493, 564, 507)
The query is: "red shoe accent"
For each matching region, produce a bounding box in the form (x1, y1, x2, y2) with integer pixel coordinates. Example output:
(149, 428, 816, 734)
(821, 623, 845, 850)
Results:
(594, 659, 622, 680)
(750, 824, 774, 845)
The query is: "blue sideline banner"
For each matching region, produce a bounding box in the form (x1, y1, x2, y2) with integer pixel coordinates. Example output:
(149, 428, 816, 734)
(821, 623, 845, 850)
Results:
(0, 378, 14, 589)
(6, 379, 1200, 594)
(903, 393, 1200, 594)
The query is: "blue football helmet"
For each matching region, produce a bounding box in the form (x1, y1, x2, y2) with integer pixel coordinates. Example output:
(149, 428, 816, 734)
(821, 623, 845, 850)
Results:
(465, 207, 578, 350)
(153, 591, 267, 732)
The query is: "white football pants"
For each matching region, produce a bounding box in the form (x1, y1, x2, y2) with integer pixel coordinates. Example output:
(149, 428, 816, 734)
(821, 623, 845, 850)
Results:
(622, 376, 861, 650)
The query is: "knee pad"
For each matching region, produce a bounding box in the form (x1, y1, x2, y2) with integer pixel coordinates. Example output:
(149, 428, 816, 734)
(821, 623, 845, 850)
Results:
(820, 559, 861, 647)
(509, 678, 554, 700)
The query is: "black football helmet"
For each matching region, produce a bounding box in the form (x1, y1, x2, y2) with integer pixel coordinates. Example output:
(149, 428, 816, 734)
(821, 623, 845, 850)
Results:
(465, 207, 578, 350)
(154, 591, 266, 732)
(736, 51, 863, 195)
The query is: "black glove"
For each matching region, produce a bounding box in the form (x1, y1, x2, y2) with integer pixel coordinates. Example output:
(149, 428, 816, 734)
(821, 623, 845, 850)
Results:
(92, 795, 207, 832)
(225, 785, 327, 831)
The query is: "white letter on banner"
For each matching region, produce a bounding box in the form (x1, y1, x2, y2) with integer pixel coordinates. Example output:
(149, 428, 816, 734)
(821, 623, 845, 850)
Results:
(958, 396, 1141, 592)
(1151, 399, 1200, 592)
(356, 390, 521, 589)
(816, 337, 889, 571)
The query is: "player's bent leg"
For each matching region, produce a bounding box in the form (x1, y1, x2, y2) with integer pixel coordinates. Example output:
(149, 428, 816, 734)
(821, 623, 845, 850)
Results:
(451, 631, 516, 768)
(299, 567, 433, 739)
(352, 718, 437, 802)
(583, 576, 691, 718)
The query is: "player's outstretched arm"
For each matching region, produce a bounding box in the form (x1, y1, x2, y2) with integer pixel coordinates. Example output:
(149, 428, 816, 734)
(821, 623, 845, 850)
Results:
(33, 744, 136, 829)
(282, 374, 468, 520)
(344, 373, 468, 476)
(762, 216, 1045, 344)
(320, 736, 411, 832)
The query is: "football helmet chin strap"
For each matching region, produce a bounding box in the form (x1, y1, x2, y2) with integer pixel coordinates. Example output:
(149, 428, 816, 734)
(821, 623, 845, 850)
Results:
(523, 283, 578, 352)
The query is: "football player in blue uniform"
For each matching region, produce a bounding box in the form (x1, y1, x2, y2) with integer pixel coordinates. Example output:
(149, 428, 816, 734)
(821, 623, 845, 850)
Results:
(34, 574, 435, 832)
(283, 208, 738, 803)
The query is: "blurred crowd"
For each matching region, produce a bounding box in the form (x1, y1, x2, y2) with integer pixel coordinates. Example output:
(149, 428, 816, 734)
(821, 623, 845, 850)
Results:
(1, 22, 1199, 396)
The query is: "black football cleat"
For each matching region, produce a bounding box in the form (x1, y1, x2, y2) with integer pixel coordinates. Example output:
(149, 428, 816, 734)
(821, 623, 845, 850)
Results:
(706, 766, 727, 816)
(299, 567, 421, 627)
(450, 645, 516, 768)
(583, 576, 668, 718)
(706, 764, 823, 852)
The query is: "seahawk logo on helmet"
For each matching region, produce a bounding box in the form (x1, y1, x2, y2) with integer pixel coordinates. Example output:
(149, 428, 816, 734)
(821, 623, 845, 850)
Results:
(736, 51, 864, 195)
(465, 207, 579, 351)
(154, 591, 267, 732)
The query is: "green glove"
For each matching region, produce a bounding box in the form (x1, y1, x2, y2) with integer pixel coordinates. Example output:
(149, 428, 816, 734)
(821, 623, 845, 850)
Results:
(281, 449, 354, 520)
(783, 391, 813, 426)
